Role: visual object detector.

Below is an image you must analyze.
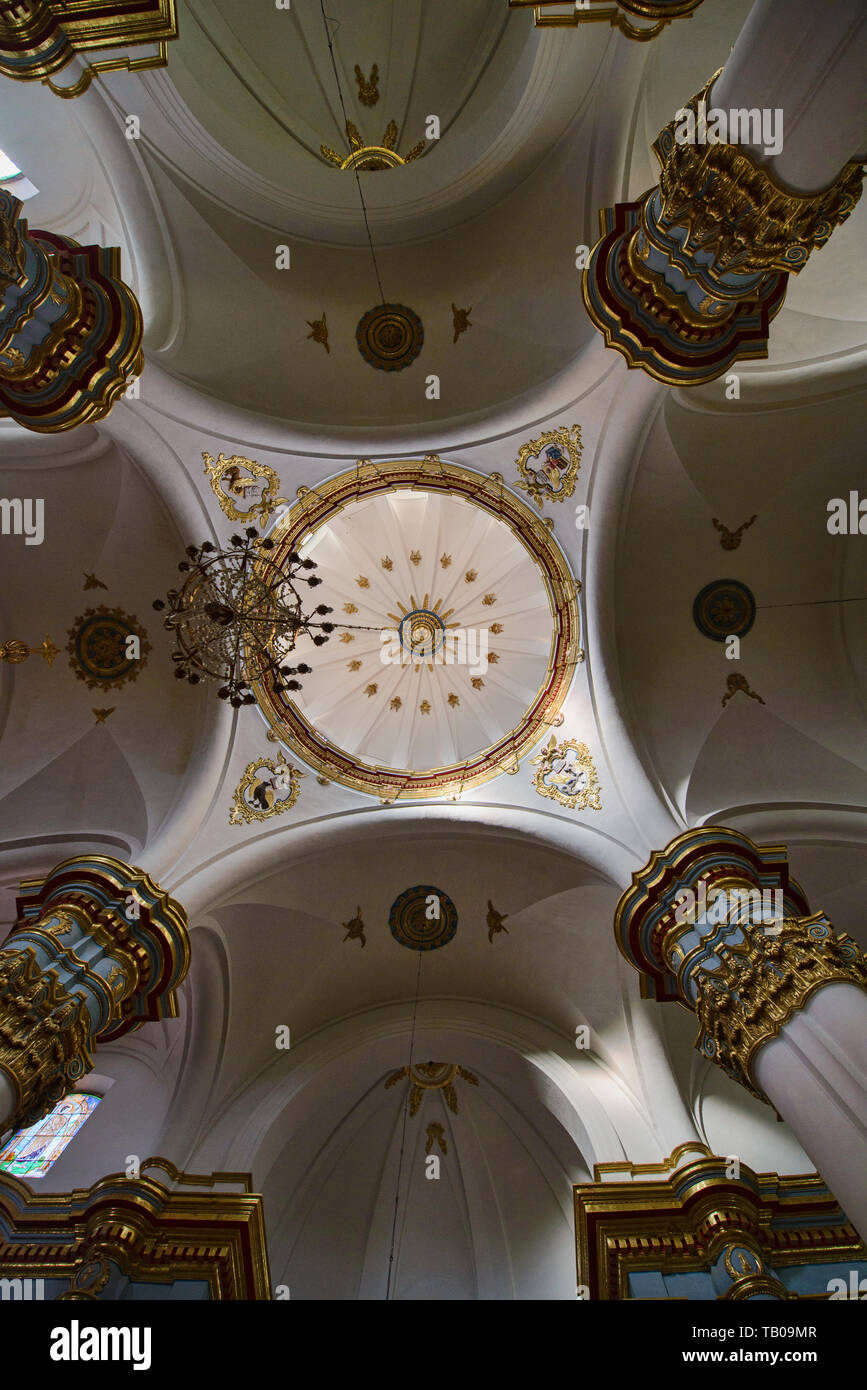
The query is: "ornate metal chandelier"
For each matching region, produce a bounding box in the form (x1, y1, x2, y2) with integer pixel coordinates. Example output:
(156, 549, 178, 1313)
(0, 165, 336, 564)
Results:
(153, 527, 334, 707)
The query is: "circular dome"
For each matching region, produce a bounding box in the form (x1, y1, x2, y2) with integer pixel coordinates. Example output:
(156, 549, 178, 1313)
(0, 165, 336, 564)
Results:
(252, 458, 580, 799)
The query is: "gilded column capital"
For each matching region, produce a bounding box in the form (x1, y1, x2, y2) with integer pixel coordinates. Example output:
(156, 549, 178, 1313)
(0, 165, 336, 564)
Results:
(651, 74, 864, 278)
(614, 827, 867, 1105)
(0, 946, 93, 1135)
(695, 914, 867, 1102)
(582, 72, 865, 385)
(0, 856, 189, 1133)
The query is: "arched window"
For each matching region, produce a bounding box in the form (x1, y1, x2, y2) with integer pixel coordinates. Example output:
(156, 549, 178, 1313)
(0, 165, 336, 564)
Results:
(0, 1094, 100, 1178)
(0, 148, 39, 200)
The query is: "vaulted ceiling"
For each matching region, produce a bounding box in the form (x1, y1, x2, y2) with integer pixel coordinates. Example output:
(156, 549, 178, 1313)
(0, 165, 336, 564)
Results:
(1, 0, 865, 1297)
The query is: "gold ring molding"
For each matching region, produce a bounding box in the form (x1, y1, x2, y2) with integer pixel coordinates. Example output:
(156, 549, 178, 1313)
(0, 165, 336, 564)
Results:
(252, 457, 582, 800)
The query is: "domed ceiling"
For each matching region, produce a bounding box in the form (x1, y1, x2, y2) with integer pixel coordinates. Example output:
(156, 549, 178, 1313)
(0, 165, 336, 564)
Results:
(255, 459, 580, 798)
(162, 0, 586, 243)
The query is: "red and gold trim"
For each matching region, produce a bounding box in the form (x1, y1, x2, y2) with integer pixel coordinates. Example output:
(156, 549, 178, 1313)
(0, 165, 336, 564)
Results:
(253, 457, 581, 800)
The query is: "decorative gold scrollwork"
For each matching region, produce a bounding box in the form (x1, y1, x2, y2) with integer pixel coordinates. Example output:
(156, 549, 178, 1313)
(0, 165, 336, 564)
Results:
(694, 916, 867, 1102)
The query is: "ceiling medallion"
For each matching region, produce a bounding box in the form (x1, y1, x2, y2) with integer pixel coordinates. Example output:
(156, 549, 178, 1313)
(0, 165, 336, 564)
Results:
(396, 604, 450, 659)
(253, 458, 581, 801)
(67, 607, 149, 691)
(389, 884, 458, 952)
(692, 579, 756, 642)
(356, 303, 424, 372)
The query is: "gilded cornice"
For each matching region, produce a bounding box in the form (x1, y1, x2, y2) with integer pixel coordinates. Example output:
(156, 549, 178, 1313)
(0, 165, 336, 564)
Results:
(0, 1158, 271, 1300)
(0, 1, 178, 96)
(574, 1151, 866, 1300)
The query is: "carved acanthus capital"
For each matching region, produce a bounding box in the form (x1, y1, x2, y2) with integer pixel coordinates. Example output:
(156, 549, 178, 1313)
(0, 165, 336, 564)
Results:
(694, 915, 867, 1102)
(0, 200, 26, 289)
(0, 946, 93, 1135)
(652, 73, 865, 278)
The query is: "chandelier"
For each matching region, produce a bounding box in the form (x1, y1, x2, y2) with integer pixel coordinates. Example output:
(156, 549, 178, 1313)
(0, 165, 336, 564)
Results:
(153, 527, 334, 707)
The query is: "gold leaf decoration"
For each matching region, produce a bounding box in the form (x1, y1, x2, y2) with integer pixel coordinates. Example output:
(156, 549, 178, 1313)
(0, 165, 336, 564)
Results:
(203, 452, 288, 524)
(354, 63, 379, 107)
(452, 303, 472, 342)
(306, 314, 329, 353)
(229, 757, 305, 824)
(722, 674, 765, 707)
(514, 424, 582, 509)
(530, 735, 601, 811)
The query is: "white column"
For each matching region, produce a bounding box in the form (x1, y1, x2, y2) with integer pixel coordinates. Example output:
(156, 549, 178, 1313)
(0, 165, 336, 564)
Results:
(711, 0, 867, 191)
(753, 981, 867, 1243)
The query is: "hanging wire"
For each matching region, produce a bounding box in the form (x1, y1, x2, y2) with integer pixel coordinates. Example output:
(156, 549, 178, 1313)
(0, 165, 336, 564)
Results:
(385, 950, 423, 1300)
(756, 596, 867, 610)
(320, 2, 387, 305)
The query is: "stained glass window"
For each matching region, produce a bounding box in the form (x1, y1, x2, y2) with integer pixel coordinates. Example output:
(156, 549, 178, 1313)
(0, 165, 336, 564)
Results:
(0, 1094, 100, 1178)
(0, 147, 39, 199)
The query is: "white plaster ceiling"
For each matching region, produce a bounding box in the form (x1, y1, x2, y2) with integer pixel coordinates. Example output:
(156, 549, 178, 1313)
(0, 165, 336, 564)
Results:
(614, 387, 867, 827)
(0, 424, 212, 895)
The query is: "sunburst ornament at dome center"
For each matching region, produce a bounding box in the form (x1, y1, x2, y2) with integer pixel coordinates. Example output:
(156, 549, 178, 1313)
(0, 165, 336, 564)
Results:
(395, 600, 455, 659)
